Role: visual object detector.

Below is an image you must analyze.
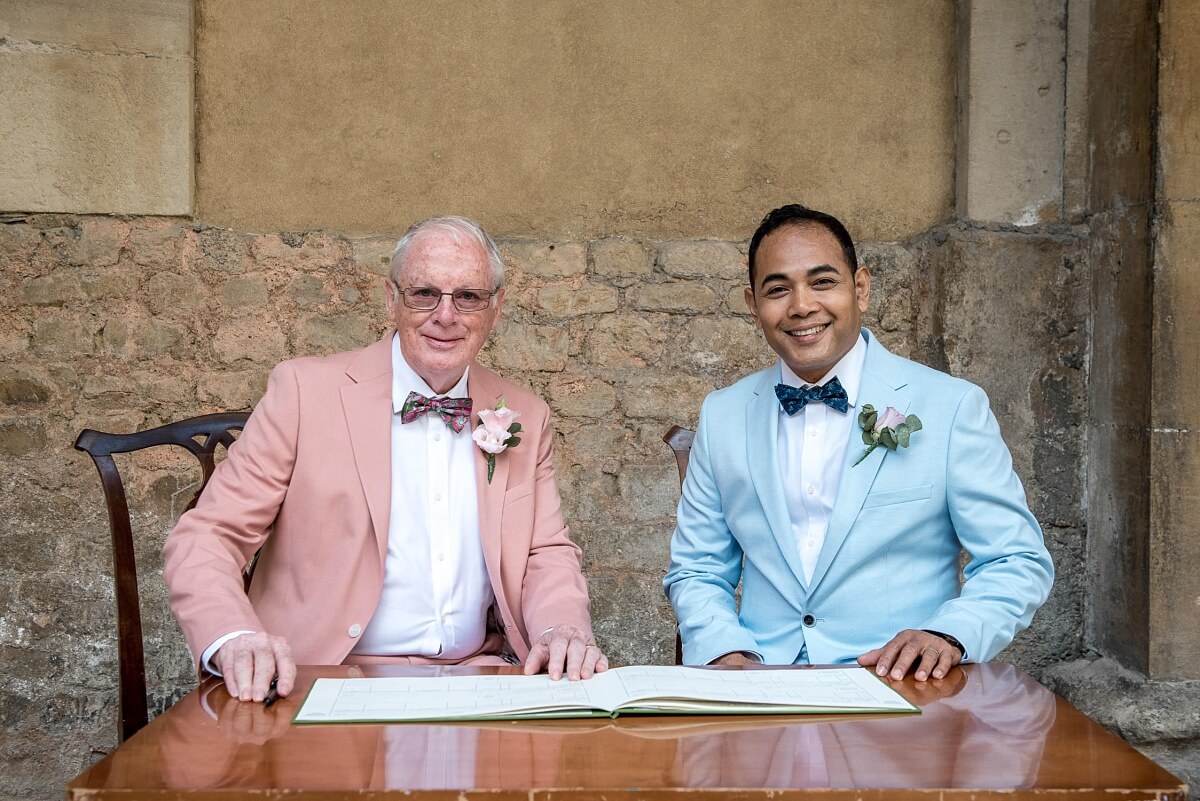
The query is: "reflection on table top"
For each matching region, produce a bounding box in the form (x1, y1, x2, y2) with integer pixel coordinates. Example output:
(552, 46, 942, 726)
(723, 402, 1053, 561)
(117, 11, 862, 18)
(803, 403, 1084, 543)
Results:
(68, 663, 1185, 800)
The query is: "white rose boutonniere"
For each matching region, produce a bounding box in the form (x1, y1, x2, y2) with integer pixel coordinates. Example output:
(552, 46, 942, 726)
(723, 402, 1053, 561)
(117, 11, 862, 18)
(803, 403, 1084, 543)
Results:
(853, 404, 922, 467)
(473, 397, 522, 483)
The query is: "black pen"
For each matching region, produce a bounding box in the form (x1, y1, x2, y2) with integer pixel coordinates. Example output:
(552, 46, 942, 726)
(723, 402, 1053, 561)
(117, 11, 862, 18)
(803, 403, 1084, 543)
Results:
(263, 676, 280, 708)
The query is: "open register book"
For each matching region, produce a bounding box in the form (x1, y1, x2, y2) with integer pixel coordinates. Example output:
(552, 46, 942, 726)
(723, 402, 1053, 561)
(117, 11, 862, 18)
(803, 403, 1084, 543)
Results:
(294, 665, 918, 723)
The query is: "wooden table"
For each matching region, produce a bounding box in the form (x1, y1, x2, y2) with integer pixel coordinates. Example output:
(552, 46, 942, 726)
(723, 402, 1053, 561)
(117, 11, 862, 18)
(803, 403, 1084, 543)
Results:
(67, 663, 1185, 800)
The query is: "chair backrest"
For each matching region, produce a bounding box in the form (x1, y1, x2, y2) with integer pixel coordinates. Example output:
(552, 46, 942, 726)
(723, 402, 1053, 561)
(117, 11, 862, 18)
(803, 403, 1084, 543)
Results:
(662, 425, 695, 486)
(661, 425, 696, 665)
(74, 412, 251, 742)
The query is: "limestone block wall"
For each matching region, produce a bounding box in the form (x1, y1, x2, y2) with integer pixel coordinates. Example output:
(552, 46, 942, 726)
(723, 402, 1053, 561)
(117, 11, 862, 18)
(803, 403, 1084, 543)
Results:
(0, 214, 1088, 796)
(0, 1, 192, 214)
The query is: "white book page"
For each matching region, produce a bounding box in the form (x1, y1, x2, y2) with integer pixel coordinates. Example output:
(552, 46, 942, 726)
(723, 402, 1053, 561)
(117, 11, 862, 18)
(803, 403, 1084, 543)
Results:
(605, 666, 915, 712)
(296, 671, 629, 722)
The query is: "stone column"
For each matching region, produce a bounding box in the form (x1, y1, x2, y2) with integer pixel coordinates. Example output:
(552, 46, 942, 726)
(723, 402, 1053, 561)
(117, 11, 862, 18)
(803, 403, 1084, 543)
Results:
(956, 0, 1067, 225)
(1149, 0, 1200, 678)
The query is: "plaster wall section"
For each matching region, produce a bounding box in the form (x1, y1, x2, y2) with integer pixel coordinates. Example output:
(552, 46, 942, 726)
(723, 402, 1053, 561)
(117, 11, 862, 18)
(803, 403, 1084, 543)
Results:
(194, 0, 954, 240)
(0, 0, 193, 215)
(956, 0, 1067, 225)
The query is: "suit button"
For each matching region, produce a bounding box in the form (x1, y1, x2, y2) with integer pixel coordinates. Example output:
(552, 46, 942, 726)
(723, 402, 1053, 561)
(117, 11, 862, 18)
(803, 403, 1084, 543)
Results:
(802, 614, 815, 627)
(348, 624, 362, 637)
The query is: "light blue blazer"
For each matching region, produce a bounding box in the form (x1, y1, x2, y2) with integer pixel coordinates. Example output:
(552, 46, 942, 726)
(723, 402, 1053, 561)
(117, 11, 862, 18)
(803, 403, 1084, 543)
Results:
(664, 330, 1054, 666)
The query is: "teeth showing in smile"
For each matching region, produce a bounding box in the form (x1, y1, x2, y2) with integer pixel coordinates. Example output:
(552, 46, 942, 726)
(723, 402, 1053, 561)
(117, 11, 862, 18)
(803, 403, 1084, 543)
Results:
(788, 324, 827, 337)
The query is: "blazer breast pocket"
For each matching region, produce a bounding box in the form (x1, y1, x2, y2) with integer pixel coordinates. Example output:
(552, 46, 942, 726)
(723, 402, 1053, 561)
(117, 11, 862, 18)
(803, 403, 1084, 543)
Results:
(503, 478, 535, 507)
(861, 484, 933, 509)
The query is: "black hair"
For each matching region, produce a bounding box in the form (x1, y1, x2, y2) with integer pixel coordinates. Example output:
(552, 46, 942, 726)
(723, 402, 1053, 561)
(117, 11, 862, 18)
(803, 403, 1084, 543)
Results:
(747, 204, 858, 285)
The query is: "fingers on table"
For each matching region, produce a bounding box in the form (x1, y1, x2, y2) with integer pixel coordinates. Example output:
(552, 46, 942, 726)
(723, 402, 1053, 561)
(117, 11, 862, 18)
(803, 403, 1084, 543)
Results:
(219, 633, 294, 701)
(524, 626, 606, 680)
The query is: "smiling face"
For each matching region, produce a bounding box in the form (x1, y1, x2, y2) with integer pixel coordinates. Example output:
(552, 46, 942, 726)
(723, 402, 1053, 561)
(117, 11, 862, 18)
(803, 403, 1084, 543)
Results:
(385, 230, 505, 394)
(744, 223, 870, 384)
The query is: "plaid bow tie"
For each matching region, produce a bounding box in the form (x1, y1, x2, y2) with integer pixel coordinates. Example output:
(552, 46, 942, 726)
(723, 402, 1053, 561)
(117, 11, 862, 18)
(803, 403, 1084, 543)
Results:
(775, 377, 849, 415)
(400, 391, 473, 433)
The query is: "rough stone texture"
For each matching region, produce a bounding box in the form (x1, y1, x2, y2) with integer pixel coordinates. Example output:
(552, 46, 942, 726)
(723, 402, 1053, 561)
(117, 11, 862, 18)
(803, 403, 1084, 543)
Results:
(193, 2, 953, 239)
(0, 0, 193, 214)
(1042, 657, 1200, 789)
(922, 225, 1089, 674)
(0, 215, 1099, 798)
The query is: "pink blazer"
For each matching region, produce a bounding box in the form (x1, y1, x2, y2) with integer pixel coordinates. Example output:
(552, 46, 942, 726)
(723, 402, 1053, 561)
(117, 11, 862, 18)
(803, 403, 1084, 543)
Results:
(163, 335, 593, 669)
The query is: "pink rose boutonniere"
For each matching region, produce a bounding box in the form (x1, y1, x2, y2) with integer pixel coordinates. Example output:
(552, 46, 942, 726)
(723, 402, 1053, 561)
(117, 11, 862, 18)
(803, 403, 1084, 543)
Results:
(473, 397, 522, 483)
(853, 403, 922, 467)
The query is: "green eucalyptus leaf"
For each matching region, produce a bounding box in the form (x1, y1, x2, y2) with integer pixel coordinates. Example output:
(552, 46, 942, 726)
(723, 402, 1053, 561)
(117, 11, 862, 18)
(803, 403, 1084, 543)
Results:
(507, 436, 521, 447)
(862, 430, 876, 446)
(880, 430, 898, 450)
(906, 414, 923, 432)
(897, 427, 911, 448)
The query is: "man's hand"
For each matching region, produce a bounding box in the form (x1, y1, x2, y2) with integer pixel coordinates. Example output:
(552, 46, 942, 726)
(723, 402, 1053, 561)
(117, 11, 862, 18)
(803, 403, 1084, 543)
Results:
(522, 625, 608, 680)
(857, 629, 962, 681)
(212, 632, 296, 702)
(710, 651, 760, 666)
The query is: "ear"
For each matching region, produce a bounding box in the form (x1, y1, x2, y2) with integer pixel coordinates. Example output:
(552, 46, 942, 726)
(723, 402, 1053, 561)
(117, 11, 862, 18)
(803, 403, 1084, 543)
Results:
(384, 279, 399, 317)
(744, 286, 760, 326)
(854, 266, 871, 313)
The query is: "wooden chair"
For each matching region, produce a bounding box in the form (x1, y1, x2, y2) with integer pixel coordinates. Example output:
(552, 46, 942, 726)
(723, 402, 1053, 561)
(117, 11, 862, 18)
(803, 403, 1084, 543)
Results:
(662, 425, 696, 665)
(74, 412, 251, 742)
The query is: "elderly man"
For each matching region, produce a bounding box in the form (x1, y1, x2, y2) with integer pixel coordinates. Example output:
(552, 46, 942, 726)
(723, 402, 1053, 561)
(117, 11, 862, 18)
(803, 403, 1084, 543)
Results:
(664, 203, 1053, 681)
(165, 216, 606, 702)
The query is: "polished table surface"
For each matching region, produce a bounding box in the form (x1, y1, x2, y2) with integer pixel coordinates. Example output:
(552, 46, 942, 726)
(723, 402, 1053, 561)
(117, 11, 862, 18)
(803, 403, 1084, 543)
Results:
(67, 663, 1185, 800)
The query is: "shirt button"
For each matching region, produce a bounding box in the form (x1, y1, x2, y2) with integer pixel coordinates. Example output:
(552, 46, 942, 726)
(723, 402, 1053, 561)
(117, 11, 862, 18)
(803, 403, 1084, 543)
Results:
(434, 493, 442, 502)
(809, 429, 818, 438)
(434, 433, 441, 442)
(348, 624, 362, 637)
(438, 552, 445, 561)
(802, 614, 816, 627)
(807, 485, 815, 495)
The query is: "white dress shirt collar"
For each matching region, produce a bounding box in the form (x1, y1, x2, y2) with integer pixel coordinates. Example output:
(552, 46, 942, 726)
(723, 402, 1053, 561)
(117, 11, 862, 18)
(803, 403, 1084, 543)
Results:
(777, 330, 868, 407)
(391, 335, 470, 411)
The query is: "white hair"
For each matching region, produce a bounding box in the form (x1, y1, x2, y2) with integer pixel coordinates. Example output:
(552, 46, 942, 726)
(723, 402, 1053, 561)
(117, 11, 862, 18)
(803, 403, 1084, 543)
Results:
(389, 216, 505, 289)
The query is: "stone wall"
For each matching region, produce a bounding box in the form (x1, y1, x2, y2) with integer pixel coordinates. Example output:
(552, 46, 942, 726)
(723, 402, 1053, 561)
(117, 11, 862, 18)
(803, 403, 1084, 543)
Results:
(0, 213, 1088, 797)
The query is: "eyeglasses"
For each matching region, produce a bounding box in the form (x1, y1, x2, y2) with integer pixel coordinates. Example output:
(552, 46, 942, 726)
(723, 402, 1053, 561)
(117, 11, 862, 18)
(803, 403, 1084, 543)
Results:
(394, 284, 498, 312)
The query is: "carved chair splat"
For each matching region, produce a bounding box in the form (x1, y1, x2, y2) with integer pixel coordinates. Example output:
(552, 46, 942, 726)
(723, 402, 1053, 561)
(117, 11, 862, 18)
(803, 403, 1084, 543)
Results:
(74, 412, 251, 742)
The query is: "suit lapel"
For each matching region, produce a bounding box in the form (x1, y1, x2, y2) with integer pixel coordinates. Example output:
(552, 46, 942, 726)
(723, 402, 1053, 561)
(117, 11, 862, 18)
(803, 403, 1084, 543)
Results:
(808, 334, 911, 595)
(467, 365, 508, 613)
(746, 369, 811, 588)
(342, 336, 397, 565)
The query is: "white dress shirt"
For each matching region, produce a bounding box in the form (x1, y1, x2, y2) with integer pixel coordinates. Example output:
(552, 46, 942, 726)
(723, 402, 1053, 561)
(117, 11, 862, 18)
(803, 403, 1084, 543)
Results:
(201, 335, 493, 671)
(776, 334, 868, 585)
(352, 334, 493, 658)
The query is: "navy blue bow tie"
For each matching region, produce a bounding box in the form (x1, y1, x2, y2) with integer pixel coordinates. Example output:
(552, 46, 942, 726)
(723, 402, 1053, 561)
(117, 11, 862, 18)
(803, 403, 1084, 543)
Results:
(775, 377, 849, 415)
